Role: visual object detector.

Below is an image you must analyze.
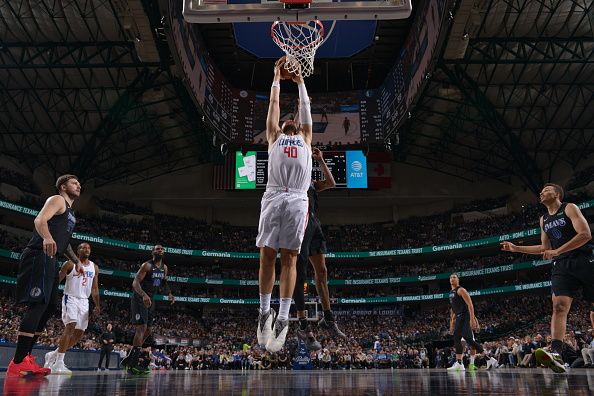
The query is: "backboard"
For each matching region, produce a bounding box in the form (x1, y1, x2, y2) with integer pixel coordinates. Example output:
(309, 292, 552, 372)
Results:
(182, 0, 413, 24)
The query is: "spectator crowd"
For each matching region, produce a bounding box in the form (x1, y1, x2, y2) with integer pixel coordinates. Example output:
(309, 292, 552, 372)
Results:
(1, 292, 592, 370)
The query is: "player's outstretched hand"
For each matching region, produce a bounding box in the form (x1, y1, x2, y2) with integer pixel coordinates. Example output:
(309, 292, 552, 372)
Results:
(292, 71, 304, 84)
(274, 57, 285, 79)
(500, 241, 517, 252)
(312, 147, 323, 162)
(93, 305, 101, 316)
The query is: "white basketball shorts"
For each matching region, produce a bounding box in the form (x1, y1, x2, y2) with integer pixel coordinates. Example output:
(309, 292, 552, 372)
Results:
(256, 189, 309, 252)
(62, 294, 89, 331)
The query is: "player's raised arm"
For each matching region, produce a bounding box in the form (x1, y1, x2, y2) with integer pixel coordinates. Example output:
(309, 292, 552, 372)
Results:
(58, 260, 75, 283)
(266, 59, 284, 145)
(312, 148, 336, 192)
(293, 72, 312, 146)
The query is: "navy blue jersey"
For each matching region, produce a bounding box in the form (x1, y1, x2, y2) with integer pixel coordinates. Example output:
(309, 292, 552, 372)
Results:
(27, 197, 76, 255)
(543, 203, 594, 257)
(449, 287, 468, 315)
(138, 260, 165, 297)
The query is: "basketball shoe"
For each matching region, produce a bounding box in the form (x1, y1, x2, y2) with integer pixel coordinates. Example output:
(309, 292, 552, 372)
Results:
(7, 354, 50, 377)
(535, 348, 566, 373)
(49, 360, 72, 375)
(257, 308, 276, 347)
(266, 319, 289, 353)
(447, 361, 465, 371)
(296, 325, 322, 351)
(318, 317, 346, 338)
(44, 350, 57, 368)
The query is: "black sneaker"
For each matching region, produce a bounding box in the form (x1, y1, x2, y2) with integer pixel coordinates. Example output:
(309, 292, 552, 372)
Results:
(318, 317, 346, 338)
(297, 325, 322, 351)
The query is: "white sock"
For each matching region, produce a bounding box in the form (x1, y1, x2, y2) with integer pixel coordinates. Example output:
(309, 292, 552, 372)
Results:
(259, 293, 271, 314)
(56, 352, 65, 363)
(470, 356, 475, 364)
(277, 298, 292, 321)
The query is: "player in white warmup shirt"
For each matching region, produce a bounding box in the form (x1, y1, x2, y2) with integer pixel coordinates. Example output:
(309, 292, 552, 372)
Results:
(44, 242, 100, 374)
(256, 58, 313, 353)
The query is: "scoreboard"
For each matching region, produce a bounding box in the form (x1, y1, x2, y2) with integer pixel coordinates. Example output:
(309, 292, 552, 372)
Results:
(359, 91, 384, 142)
(235, 150, 367, 189)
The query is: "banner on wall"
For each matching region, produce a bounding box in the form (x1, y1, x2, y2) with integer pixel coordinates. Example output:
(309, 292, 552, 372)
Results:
(0, 274, 552, 304)
(0, 248, 552, 286)
(1, 198, 593, 258)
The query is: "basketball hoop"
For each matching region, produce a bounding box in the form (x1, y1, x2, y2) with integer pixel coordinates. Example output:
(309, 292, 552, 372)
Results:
(271, 20, 325, 78)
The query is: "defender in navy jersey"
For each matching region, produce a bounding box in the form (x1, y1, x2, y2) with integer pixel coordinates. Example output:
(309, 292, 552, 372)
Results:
(7, 175, 83, 378)
(293, 148, 345, 351)
(446, 274, 495, 371)
(124, 244, 175, 374)
(502, 183, 594, 373)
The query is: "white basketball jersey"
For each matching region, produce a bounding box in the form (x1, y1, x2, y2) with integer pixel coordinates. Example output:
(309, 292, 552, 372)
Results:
(267, 133, 312, 193)
(64, 261, 96, 299)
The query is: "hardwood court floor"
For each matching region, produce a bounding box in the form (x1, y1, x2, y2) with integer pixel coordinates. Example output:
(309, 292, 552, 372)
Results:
(2, 368, 593, 395)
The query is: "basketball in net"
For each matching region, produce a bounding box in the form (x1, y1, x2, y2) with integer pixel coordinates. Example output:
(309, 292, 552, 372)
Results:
(271, 20, 325, 78)
(275, 56, 296, 80)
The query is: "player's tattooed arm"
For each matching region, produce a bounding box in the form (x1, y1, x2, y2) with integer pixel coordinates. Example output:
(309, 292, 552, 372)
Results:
(63, 244, 83, 274)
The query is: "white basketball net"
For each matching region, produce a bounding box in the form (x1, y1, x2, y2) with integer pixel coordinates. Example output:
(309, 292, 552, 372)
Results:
(271, 20, 325, 78)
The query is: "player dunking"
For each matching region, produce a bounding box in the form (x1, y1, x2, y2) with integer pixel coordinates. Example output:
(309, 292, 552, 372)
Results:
(256, 58, 313, 353)
(123, 244, 175, 374)
(501, 183, 594, 373)
(7, 175, 83, 377)
(293, 148, 345, 351)
(43, 242, 100, 374)
(446, 274, 496, 371)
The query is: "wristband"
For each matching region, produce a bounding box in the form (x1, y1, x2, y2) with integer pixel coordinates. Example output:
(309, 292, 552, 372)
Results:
(271, 81, 280, 89)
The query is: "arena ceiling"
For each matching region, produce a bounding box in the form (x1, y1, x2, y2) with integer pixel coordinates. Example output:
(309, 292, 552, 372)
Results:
(0, 0, 212, 186)
(398, 0, 594, 192)
(0, 0, 592, 192)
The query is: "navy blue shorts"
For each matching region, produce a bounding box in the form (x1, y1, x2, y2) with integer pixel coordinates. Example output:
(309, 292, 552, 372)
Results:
(551, 252, 594, 302)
